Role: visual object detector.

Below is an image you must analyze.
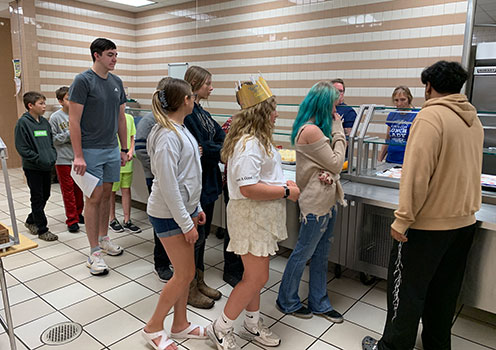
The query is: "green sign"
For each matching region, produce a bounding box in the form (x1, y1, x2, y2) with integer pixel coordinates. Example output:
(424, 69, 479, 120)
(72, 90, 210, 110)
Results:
(34, 130, 48, 137)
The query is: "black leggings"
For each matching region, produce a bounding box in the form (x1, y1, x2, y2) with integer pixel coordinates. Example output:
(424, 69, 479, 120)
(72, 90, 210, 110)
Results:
(194, 200, 215, 271)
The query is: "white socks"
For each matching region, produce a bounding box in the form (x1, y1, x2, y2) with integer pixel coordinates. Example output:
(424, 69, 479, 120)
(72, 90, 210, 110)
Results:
(245, 310, 260, 328)
(215, 309, 260, 333)
(215, 311, 235, 333)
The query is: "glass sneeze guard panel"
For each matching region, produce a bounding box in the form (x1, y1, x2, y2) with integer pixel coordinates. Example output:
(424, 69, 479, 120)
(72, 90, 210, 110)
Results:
(344, 105, 496, 202)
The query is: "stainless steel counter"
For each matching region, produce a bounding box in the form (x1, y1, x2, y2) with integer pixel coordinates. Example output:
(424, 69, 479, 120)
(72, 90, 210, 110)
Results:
(129, 161, 495, 313)
(342, 181, 496, 230)
(342, 180, 496, 314)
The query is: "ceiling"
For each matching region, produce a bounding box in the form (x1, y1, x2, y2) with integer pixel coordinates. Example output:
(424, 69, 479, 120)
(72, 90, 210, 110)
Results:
(75, 0, 186, 12)
(0, 0, 183, 17)
(0, 0, 495, 26)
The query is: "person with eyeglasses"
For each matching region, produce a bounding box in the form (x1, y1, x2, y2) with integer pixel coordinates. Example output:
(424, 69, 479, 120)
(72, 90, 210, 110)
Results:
(378, 86, 419, 165)
(332, 78, 357, 136)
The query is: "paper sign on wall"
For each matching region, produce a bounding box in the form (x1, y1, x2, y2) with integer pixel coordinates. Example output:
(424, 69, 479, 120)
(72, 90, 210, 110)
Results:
(168, 63, 189, 79)
(12, 59, 21, 96)
(12, 59, 21, 78)
(14, 78, 21, 96)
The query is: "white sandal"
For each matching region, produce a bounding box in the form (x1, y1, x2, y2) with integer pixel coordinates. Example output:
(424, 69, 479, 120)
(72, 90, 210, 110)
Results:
(141, 329, 176, 350)
(170, 323, 208, 339)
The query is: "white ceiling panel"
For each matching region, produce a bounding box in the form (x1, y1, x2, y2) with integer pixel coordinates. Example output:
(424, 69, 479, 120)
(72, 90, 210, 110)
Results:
(73, 0, 187, 12)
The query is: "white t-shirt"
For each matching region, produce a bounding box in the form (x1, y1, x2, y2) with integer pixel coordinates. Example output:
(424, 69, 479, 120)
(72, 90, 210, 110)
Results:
(228, 136, 286, 200)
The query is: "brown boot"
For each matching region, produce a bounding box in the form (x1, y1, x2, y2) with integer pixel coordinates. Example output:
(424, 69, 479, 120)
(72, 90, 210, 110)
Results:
(188, 278, 215, 309)
(197, 268, 222, 300)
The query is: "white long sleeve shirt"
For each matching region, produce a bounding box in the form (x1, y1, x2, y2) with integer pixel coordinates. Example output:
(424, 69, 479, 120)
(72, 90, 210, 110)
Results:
(147, 122, 202, 234)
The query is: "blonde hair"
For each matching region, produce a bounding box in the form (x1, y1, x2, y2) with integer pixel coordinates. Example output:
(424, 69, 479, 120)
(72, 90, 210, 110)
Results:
(184, 66, 211, 93)
(152, 77, 192, 136)
(392, 86, 413, 106)
(221, 96, 277, 163)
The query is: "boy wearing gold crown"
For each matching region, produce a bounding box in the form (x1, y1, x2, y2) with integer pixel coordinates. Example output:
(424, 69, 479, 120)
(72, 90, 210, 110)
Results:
(206, 77, 300, 350)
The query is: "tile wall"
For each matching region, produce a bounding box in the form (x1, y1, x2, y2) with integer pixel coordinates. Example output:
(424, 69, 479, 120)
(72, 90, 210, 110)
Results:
(15, 0, 470, 144)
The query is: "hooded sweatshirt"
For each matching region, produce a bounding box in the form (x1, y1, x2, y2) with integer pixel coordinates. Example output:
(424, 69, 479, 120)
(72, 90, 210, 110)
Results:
(49, 108, 73, 165)
(392, 94, 484, 234)
(14, 112, 57, 171)
(134, 112, 156, 180)
(146, 122, 203, 234)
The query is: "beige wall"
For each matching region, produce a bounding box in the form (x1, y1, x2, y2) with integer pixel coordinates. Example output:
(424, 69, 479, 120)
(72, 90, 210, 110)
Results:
(15, 0, 469, 145)
(0, 18, 22, 168)
(10, 0, 42, 109)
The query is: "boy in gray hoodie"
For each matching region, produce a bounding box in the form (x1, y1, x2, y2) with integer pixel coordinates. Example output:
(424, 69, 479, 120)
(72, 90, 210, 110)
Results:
(49, 86, 84, 233)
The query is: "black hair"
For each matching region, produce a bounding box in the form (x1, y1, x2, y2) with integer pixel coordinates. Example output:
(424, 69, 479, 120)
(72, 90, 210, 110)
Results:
(23, 91, 46, 110)
(421, 61, 468, 94)
(90, 38, 117, 62)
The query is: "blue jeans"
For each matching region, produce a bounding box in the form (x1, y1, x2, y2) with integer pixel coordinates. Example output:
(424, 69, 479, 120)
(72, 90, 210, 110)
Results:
(148, 207, 199, 238)
(277, 209, 336, 314)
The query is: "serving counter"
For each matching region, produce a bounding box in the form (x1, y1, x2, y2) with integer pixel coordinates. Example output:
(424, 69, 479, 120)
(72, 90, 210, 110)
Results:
(125, 106, 495, 315)
(340, 181, 496, 314)
(333, 105, 496, 315)
(273, 168, 496, 315)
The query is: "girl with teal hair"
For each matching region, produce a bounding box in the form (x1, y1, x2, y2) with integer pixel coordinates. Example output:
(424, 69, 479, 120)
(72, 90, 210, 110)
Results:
(277, 81, 347, 322)
(290, 81, 340, 145)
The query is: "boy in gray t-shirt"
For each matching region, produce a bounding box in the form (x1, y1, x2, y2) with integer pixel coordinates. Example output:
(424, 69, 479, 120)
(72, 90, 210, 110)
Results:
(49, 86, 84, 233)
(69, 38, 128, 276)
(69, 69, 127, 149)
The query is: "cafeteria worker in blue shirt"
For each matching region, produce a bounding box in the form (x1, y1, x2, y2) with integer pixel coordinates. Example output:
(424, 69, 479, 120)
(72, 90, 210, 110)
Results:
(378, 86, 418, 164)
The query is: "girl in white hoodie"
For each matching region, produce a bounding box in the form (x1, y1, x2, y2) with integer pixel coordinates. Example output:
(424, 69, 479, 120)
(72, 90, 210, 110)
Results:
(142, 77, 208, 350)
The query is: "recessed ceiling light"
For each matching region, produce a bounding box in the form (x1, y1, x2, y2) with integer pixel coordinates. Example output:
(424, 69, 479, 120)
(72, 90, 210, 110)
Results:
(106, 0, 156, 7)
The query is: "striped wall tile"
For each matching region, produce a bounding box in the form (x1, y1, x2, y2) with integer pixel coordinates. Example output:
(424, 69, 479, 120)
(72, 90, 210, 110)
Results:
(32, 0, 469, 147)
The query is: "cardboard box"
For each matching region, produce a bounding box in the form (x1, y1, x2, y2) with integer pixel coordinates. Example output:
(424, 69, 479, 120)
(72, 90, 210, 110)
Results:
(0, 223, 9, 244)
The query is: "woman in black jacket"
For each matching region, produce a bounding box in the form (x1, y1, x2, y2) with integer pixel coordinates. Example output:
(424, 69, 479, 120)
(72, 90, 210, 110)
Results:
(184, 66, 225, 309)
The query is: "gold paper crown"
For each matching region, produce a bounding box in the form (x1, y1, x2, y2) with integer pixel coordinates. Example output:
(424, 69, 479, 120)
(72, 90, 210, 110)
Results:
(235, 75, 273, 109)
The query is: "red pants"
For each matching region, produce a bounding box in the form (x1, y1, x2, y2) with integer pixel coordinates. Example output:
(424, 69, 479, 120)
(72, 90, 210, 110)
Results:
(56, 165, 84, 226)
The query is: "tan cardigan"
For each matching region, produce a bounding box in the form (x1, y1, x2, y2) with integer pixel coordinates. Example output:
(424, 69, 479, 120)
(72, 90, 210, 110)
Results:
(392, 94, 484, 234)
(295, 120, 347, 219)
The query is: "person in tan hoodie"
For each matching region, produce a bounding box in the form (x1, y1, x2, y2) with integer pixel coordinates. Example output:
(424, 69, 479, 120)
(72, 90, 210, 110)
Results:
(362, 61, 484, 350)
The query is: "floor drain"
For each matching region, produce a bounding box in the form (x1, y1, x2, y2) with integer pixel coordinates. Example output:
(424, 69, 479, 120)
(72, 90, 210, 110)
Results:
(41, 322, 83, 345)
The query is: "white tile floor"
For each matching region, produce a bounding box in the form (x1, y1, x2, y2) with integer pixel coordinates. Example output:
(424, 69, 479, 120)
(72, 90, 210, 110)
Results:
(1, 168, 495, 350)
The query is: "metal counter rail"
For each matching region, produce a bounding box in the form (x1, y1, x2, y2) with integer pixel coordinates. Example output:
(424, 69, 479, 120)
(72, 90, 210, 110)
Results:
(342, 181, 496, 230)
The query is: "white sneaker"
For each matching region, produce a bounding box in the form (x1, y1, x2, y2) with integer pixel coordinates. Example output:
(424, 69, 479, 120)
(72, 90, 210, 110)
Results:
(99, 236, 124, 256)
(206, 321, 240, 350)
(239, 319, 281, 347)
(86, 251, 109, 275)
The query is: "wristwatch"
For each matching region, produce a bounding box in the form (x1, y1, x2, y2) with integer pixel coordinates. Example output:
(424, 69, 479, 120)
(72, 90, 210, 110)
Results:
(120, 148, 129, 153)
(283, 185, 290, 198)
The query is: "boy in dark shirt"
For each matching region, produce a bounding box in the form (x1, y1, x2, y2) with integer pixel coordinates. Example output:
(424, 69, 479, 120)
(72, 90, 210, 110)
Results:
(14, 91, 58, 241)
